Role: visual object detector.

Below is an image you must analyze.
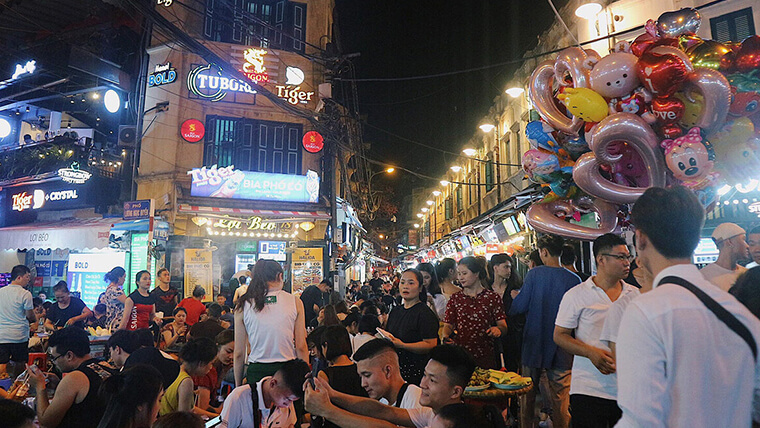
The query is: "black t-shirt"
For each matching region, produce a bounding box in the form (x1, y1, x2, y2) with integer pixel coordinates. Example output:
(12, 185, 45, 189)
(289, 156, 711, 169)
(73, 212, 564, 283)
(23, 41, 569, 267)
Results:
(151, 286, 179, 316)
(189, 319, 226, 340)
(369, 278, 384, 293)
(300, 285, 328, 325)
(48, 297, 87, 329)
(314, 364, 368, 428)
(385, 301, 439, 385)
(59, 359, 115, 428)
(125, 347, 180, 389)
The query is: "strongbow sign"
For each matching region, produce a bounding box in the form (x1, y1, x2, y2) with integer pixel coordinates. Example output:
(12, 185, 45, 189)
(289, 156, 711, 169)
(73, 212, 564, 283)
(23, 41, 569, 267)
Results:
(58, 167, 92, 184)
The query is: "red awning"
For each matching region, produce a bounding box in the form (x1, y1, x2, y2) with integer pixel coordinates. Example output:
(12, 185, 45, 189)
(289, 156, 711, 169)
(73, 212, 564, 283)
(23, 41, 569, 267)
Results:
(178, 204, 331, 220)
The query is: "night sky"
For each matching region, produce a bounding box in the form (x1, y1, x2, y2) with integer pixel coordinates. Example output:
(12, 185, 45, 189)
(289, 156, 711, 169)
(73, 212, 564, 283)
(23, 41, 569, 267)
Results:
(334, 0, 569, 193)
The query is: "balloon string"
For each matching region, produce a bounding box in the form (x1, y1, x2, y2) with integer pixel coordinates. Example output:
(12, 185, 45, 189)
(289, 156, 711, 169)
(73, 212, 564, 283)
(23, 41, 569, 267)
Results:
(546, 0, 581, 47)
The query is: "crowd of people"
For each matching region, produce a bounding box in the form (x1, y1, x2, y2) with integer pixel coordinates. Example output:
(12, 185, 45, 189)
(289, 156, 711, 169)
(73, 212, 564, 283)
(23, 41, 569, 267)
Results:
(0, 186, 760, 428)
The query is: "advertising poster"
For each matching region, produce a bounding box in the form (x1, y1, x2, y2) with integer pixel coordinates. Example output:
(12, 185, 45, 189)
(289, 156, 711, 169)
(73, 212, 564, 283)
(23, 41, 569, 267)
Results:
(184, 249, 212, 302)
(291, 248, 323, 295)
(128, 233, 149, 295)
(187, 165, 320, 203)
(67, 252, 127, 308)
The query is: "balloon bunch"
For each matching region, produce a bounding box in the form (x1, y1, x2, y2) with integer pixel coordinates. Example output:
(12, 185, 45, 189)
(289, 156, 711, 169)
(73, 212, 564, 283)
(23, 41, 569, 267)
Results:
(522, 8, 760, 240)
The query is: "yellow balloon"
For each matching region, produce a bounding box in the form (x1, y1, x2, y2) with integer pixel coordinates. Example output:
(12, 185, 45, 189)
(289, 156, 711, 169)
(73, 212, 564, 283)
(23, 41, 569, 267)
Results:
(557, 87, 609, 123)
(708, 116, 755, 156)
(686, 40, 732, 70)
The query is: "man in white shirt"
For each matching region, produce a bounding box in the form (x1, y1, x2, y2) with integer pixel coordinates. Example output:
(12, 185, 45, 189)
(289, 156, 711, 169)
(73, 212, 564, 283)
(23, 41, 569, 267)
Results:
(616, 186, 760, 428)
(554, 233, 639, 427)
(304, 344, 474, 428)
(700, 222, 749, 291)
(599, 261, 654, 357)
(746, 226, 760, 269)
(221, 359, 310, 428)
(353, 339, 423, 409)
(0, 265, 36, 376)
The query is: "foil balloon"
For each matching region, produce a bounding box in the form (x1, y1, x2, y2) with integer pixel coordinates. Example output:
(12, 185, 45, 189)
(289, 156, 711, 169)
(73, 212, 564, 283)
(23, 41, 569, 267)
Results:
(660, 127, 716, 187)
(529, 47, 600, 135)
(586, 49, 653, 118)
(522, 149, 574, 197)
(652, 96, 685, 125)
(674, 91, 704, 127)
(729, 87, 760, 118)
(686, 40, 733, 70)
(678, 35, 704, 52)
(557, 88, 609, 123)
(572, 113, 667, 204)
(526, 198, 618, 241)
(681, 68, 731, 132)
(656, 8, 701, 38)
(734, 36, 760, 73)
(525, 121, 560, 153)
(719, 140, 760, 185)
(637, 49, 694, 97)
(607, 142, 650, 187)
(708, 117, 756, 171)
(560, 135, 590, 160)
(631, 32, 657, 57)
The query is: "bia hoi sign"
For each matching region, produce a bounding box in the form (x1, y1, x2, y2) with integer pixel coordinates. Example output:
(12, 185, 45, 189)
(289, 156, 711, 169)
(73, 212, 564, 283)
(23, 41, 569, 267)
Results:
(187, 165, 320, 203)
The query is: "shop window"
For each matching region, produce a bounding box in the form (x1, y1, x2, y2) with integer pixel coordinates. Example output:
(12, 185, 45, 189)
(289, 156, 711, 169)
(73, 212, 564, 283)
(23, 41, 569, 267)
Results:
(424, 220, 430, 239)
(445, 197, 452, 220)
(485, 157, 495, 192)
(205, 116, 302, 174)
(456, 186, 463, 213)
(204, 0, 307, 53)
(710, 8, 755, 43)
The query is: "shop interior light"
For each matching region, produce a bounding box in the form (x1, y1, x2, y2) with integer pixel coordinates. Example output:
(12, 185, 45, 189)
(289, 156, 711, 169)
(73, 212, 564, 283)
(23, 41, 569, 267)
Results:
(277, 233, 283, 238)
(417, 213, 424, 218)
(450, 165, 462, 173)
(440, 180, 450, 186)
(91, 92, 100, 99)
(104, 89, 120, 113)
(575, 2, 602, 19)
(414, 223, 420, 228)
(432, 190, 441, 196)
(479, 124, 495, 133)
(299, 221, 315, 232)
(505, 87, 525, 98)
(462, 148, 477, 157)
(0, 118, 11, 138)
(733, 200, 740, 204)
(426, 200, 434, 205)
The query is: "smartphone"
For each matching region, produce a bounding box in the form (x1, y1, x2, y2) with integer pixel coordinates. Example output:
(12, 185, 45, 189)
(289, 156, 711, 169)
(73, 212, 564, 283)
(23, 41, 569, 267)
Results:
(205, 416, 222, 427)
(309, 362, 319, 389)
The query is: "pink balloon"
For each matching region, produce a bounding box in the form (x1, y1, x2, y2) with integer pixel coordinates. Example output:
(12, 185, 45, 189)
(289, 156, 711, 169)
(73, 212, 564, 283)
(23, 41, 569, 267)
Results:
(681, 68, 731, 132)
(572, 113, 667, 204)
(526, 199, 619, 241)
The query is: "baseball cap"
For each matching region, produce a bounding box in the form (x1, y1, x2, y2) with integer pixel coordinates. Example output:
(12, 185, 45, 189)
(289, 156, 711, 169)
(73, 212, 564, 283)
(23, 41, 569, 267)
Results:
(711, 223, 746, 243)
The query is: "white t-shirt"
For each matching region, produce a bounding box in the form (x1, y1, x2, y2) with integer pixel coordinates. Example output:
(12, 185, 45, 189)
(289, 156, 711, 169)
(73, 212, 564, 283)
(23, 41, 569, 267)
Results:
(378, 384, 424, 409)
(555, 277, 638, 400)
(429, 294, 448, 320)
(699, 263, 747, 292)
(220, 378, 297, 428)
(243, 289, 298, 363)
(407, 406, 435, 428)
(0, 284, 33, 343)
(352, 333, 377, 355)
(599, 289, 640, 346)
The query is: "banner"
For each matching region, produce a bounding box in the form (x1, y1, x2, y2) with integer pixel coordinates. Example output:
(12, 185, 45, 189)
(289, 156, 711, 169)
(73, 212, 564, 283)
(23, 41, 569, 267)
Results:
(184, 249, 213, 302)
(292, 247, 323, 295)
(187, 164, 320, 203)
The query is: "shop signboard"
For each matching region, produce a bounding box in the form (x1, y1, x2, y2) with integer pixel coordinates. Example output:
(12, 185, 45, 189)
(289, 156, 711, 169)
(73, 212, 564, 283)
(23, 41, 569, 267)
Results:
(239, 48, 269, 83)
(184, 249, 212, 301)
(123, 200, 154, 220)
(148, 63, 177, 87)
(187, 164, 320, 203)
(236, 241, 258, 253)
(180, 119, 205, 143)
(128, 233, 149, 294)
(57, 164, 91, 184)
(67, 252, 127, 308)
(259, 241, 286, 262)
(187, 63, 257, 103)
(292, 247, 323, 294)
(302, 131, 324, 153)
(275, 85, 315, 105)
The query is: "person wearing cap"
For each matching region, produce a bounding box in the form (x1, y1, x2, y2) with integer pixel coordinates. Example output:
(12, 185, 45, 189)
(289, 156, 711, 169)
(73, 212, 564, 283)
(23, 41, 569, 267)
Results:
(700, 222, 750, 291)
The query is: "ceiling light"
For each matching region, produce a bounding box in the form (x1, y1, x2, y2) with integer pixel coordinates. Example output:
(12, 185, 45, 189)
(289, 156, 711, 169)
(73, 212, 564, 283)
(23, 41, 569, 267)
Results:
(0, 118, 11, 138)
(479, 124, 495, 133)
(575, 2, 602, 20)
(432, 190, 441, 196)
(421, 207, 429, 213)
(505, 87, 525, 98)
(462, 148, 477, 157)
(440, 180, 450, 186)
(414, 224, 420, 228)
(426, 200, 434, 205)
(417, 213, 424, 218)
(450, 165, 462, 173)
(91, 92, 100, 100)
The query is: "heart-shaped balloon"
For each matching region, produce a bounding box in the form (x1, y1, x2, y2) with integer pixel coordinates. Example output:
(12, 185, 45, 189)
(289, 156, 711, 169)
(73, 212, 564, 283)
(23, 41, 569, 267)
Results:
(529, 47, 600, 135)
(735, 36, 760, 73)
(681, 68, 731, 132)
(656, 8, 701, 38)
(651, 96, 685, 125)
(631, 32, 657, 57)
(637, 48, 693, 97)
(572, 113, 667, 204)
(526, 198, 619, 241)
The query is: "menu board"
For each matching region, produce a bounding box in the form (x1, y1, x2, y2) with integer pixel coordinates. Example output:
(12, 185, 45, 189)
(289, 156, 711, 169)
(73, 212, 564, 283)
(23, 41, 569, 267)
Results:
(258, 241, 287, 262)
(127, 233, 149, 294)
(291, 248, 323, 295)
(67, 252, 127, 308)
(184, 249, 212, 302)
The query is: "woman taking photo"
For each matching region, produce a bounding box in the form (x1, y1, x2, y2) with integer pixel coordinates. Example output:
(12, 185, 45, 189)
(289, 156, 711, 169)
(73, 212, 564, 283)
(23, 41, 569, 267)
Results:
(97, 364, 164, 428)
(443, 257, 507, 369)
(234, 259, 309, 386)
(488, 253, 525, 373)
(160, 307, 189, 352)
(418, 262, 447, 319)
(119, 270, 156, 331)
(436, 258, 460, 298)
(103, 267, 127, 330)
(381, 268, 439, 385)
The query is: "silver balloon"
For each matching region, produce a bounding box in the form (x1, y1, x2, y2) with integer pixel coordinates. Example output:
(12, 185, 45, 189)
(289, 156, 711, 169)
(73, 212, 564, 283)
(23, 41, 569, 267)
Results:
(526, 198, 618, 241)
(657, 8, 701, 38)
(573, 113, 667, 204)
(682, 68, 731, 133)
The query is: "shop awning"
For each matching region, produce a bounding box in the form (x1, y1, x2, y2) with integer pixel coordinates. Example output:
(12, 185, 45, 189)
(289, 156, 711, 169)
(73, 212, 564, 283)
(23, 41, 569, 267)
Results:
(178, 203, 331, 220)
(0, 217, 117, 251)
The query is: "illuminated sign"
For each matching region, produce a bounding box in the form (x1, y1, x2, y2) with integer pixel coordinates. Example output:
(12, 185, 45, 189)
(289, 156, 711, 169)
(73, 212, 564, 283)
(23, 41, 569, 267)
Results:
(148, 63, 177, 87)
(57, 164, 91, 184)
(210, 216, 293, 232)
(187, 64, 256, 102)
(157, 0, 173, 6)
(285, 67, 305, 85)
(240, 48, 269, 83)
(12, 188, 79, 212)
(275, 85, 315, 105)
(181, 119, 205, 143)
(187, 164, 320, 203)
(11, 60, 35, 80)
(749, 202, 760, 217)
(302, 131, 324, 153)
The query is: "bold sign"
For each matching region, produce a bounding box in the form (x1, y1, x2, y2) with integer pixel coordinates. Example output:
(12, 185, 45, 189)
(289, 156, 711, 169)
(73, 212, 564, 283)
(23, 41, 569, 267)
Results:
(58, 166, 92, 184)
(12, 188, 78, 212)
(148, 62, 177, 87)
(240, 48, 269, 83)
(181, 119, 205, 143)
(275, 85, 315, 105)
(302, 131, 324, 153)
(11, 60, 35, 80)
(187, 64, 256, 102)
(68, 252, 127, 309)
(187, 164, 320, 203)
(123, 200, 154, 220)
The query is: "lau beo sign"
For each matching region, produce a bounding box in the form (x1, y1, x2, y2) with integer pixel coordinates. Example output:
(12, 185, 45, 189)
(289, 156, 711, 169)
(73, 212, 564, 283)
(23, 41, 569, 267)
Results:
(187, 164, 320, 203)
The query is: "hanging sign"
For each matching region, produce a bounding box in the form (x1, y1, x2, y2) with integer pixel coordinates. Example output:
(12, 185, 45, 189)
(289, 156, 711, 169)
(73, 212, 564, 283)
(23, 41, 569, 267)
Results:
(123, 200, 154, 220)
(181, 119, 205, 143)
(187, 164, 320, 203)
(58, 164, 91, 184)
(210, 216, 293, 232)
(275, 85, 315, 105)
(11, 60, 36, 81)
(302, 131, 324, 153)
(148, 63, 177, 87)
(187, 63, 256, 102)
(240, 48, 269, 83)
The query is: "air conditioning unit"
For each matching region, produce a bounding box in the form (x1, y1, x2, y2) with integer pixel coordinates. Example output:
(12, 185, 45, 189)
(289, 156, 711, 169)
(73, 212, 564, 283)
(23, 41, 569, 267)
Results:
(118, 125, 136, 147)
